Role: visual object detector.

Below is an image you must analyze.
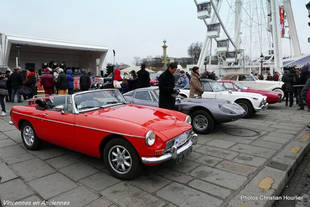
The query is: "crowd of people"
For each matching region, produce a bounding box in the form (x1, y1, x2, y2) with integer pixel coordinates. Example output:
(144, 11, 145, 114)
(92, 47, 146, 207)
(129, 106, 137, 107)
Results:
(1, 62, 310, 116)
(281, 65, 310, 110)
(0, 66, 93, 116)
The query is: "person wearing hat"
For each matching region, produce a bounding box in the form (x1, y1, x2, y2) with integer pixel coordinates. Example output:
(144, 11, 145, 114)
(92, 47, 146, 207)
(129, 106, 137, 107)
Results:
(41, 67, 55, 95)
(189, 66, 203, 98)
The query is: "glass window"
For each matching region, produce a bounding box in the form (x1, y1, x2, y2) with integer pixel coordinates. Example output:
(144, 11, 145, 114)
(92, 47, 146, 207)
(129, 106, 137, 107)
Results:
(135, 91, 152, 101)
(46, 96, 66, 111)
(123, 91, 134, 97)
(223, 82, 234, 90)
(202, 82, 213, 92)
(209, 81, 226, 92)
(244, 75, 255, 81)
(74, 89, 126, 112)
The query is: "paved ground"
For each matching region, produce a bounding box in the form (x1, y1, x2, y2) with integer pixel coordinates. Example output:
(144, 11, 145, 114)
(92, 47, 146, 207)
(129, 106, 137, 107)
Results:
(0, 101, 310, 207)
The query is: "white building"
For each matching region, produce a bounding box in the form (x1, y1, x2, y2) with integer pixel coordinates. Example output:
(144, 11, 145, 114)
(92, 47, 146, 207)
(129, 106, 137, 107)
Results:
(0, 33, 108, 75)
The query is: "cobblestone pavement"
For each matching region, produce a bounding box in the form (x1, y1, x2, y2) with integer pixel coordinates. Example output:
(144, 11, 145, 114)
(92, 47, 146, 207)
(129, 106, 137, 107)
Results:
(0, 101, 310, 207)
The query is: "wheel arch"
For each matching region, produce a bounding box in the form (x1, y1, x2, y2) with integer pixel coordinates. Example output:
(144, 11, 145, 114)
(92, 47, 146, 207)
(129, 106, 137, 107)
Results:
(188, 106, 215, 122)
(99, 134, 138, 159)
(18, 119, 30, 130)
(235, 98, 254, 108)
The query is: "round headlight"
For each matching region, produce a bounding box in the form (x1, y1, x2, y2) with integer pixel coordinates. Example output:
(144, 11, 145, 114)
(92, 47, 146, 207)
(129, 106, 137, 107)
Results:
(145, 130, 156, 146)
(185, 115, 192, 124)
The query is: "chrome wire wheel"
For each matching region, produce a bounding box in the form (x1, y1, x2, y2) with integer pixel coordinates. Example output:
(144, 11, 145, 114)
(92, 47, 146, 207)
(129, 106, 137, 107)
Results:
(108, 145, 132, 175)
(23, 126, 35, 146)
(193, 114, 209, 131)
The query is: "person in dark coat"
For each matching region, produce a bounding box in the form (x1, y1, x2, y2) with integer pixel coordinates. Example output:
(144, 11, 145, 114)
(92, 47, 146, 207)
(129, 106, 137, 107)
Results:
(5, 69, 11, 102)
(128, 70, 138, 91)
(66, 69, 74, 94)
(137, 64, 150, 88)
(23, 68, 37, 99)
(41, 67, 55, 95)
(300, 64, 310, 84)
(80, 70, 91, 91)
(56, 68, 68, 94)
(301, 78, 310, 110)
(0, 73, 8, 116)
(158, 63, 178, 110)
(282, 67, 295, 107)
(10, 67, 23, 103)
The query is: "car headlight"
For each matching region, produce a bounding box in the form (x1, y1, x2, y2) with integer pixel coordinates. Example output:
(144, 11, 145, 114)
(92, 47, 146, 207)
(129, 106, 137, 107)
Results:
(145, 130, 156, 146)
(185, 115, 192, 124)
(219, 104, 236, 114)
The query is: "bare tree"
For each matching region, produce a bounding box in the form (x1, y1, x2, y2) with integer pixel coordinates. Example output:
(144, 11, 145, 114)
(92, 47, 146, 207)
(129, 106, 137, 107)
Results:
(133, 57, 141, 66)
(188, 42, 202, 64)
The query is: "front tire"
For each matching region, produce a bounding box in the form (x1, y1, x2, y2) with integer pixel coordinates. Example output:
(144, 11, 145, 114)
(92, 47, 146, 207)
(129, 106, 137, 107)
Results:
(191, 110, 214, 134)
(235, 100, 254, 118)
(103, 138, 141, 180)
(21, 121, 40, 150)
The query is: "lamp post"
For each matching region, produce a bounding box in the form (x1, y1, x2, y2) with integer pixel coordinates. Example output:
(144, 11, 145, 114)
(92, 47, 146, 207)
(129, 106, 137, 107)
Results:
(162, 40, 168, 70)
(260, 53, 264, 76)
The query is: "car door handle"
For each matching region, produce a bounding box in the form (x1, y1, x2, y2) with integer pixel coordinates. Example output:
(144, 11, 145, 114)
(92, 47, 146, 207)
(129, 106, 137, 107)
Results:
(42, 113, 48, 116)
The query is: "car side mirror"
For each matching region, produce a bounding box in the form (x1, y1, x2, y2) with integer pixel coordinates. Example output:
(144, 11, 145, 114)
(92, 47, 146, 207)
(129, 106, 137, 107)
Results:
(55, 105, 65, 114)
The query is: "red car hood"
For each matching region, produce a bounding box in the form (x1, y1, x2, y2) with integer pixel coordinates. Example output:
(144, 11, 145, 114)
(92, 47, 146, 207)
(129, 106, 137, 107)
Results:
(85, 104, 191, 141)
(242, 89, 281, 97)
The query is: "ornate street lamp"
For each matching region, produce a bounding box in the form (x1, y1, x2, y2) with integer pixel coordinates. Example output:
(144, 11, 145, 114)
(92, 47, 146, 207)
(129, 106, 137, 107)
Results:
(162, 40, 168, 70)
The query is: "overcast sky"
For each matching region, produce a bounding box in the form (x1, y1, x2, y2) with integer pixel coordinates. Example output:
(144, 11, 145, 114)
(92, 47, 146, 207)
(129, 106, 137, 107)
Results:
(0, 0, 309, 66)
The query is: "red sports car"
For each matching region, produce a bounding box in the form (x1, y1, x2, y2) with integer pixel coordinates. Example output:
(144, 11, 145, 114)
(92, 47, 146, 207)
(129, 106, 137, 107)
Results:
(9, 89, 197, 179)
(219, 80, 282, 104)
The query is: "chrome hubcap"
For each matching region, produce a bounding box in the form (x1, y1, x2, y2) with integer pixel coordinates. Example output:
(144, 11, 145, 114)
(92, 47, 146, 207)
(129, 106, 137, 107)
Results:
(193, 115, 209, 130)
(108, 145, 132, 174)
(23, 126, 34, 146)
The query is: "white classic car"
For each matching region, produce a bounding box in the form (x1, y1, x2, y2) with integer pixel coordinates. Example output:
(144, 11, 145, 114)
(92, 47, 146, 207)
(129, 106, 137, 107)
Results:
(222, 73, 284, 98)
(179, 79, 268, 118)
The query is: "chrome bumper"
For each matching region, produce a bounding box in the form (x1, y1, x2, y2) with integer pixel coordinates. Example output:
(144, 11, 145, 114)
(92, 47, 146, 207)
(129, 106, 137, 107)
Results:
(255, 102, 268, 111)
(9, 121, 14, 125)
(141, 133, 198, 164)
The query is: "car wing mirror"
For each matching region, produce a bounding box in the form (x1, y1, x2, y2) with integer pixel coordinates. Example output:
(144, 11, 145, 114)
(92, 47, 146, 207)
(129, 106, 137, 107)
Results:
(55, 105, 65, 114)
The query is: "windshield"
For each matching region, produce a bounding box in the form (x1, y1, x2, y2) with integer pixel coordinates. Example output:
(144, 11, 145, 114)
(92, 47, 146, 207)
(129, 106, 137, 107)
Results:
(208, 81, 226, 92)
(234, 82, 248, 90)
(74, 89, 126, 111)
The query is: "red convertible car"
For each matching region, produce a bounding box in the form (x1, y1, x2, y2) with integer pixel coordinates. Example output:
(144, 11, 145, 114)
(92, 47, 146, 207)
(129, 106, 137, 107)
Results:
(219, 80, 282, 104)
(9, 89, 197, 179)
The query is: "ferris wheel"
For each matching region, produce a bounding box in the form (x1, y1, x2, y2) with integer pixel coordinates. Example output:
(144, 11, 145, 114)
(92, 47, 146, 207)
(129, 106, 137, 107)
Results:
(193, 0, 301, 75)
